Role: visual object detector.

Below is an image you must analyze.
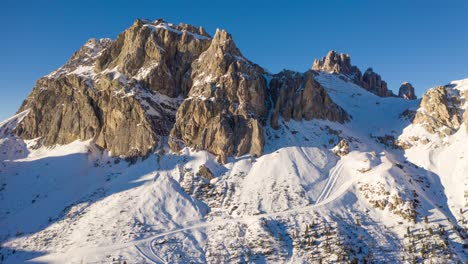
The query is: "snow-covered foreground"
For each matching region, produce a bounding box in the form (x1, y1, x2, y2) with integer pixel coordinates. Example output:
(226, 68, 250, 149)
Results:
(0, 74, 466, 263)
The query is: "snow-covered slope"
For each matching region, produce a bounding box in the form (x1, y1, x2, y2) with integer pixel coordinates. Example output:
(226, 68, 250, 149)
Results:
(1, 74, 467, 263)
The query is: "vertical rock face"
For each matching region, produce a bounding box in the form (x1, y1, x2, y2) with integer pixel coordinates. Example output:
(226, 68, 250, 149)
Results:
(398, 82, 417, 100)
(16, 19, 212, 158)
(269, 70, 348, 129)
(312, 51, 395, 97)
(413, 86, 464, 136)
(169, 30, 268, 162)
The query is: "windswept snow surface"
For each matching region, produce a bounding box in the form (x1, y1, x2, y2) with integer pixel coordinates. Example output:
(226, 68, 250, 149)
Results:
(0, 74, 466, 263)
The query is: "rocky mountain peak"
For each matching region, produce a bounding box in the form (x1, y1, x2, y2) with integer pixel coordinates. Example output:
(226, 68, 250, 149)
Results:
(210, 29, 240, 54)
(312, 50, 361, 78)
(312, 51, 394, 97)
(15, 18, 213, 159)
(398, 82, 417, 100)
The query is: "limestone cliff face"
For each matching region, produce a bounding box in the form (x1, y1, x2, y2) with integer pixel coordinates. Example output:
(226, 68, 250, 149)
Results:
(169, 30, 268, 162)
(413, 86, 465, 136)
(16, 19, 211, 158)
(15, 19, 349, 161)
(269, 70, 348, 129)
(312, 51, 395, 97)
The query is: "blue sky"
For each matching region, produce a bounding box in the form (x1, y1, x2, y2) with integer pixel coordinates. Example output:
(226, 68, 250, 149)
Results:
(1, 0, 467, 121)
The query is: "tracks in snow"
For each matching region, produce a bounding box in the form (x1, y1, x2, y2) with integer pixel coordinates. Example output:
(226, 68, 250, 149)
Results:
(316, 161, 344, 204)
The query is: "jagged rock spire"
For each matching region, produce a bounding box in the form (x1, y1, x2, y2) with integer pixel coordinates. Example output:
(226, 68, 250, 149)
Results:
(398, 82, 417, 100)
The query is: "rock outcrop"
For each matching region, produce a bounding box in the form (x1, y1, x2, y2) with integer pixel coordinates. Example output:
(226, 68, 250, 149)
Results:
(197, 164, 215, 180)
(398, 82, 417, 100)
(413, 86, 464, 136)
(332, 138, 349, 157)
(269, 70, 348, 129)
(312, 51, 395, 97)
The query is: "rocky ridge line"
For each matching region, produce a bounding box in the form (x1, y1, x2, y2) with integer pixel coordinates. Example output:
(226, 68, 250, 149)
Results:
(16, 19, 349, 162)
(313, 50, 417, 100)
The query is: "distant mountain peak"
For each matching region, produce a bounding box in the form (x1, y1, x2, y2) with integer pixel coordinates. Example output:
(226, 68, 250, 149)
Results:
(313, 50, 417, 99)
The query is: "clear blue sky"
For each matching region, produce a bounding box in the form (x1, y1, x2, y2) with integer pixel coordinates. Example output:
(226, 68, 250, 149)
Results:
(1, 0, 467, 121)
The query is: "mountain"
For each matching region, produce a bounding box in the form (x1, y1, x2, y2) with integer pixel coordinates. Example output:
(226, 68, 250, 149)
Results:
(0, 19, 466, 263)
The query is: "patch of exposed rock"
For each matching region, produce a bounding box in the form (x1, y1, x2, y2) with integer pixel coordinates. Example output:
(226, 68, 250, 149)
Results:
(413, 86, 465, 136)
(332, 138, 349, 157)
(398, 82, 417, 100)
(197, 164, 215, 180)
(312, 51, 395, 97)
(269, 70, 348, 129)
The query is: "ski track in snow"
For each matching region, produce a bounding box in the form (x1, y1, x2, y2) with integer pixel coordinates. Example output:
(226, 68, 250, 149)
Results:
(315, 160, 344, 204)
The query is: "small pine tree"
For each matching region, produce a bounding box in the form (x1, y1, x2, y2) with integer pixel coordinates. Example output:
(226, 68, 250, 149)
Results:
(428, 227, 433, 235)
(424, 216, 429, 224)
